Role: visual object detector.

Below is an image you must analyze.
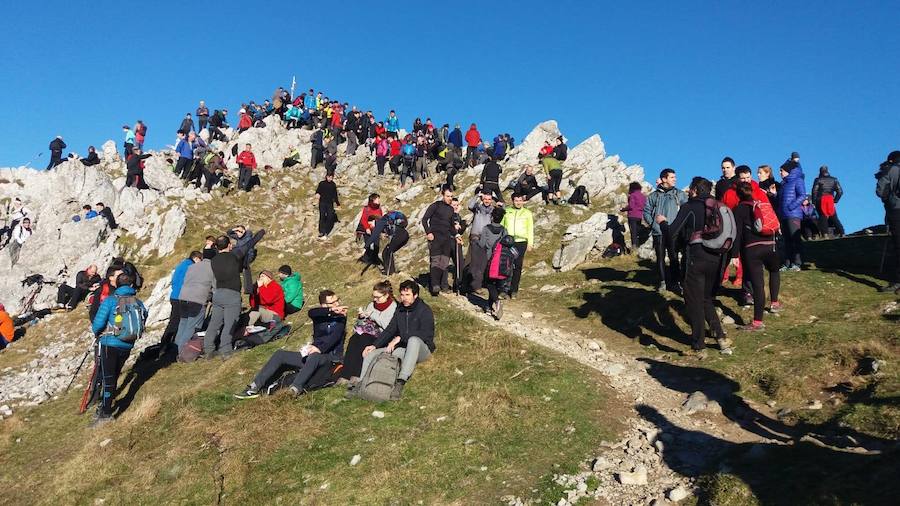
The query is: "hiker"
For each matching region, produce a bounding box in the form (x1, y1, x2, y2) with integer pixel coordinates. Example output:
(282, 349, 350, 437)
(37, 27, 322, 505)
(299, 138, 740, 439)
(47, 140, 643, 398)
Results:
(357, 193, 384, 242)
(643, 168, 687, 292)
(196, 101, 209, 131)
(344, 109, 360, 155)
(187, 135, 209, 188)
(236, 143, 257, 192)
(122, 125, 136, 158)
(0, 303, 13, 350)
(46, 135, 67, 170)
(90, 272, 148, 426)
(367, 211, 409, 275)
(352, 280, 435, 400)
(341, 280, 398, 381)
(467, 191, 497, 296)
(125, 148, 152, 189)
(799, 198, 820, 240)
(2, 198, 32, 247)
(311, 128, 324, 169)
(715, 157, 738, 200)
(234, 290, 347, 398)
(173, 250, 215, 353)
(622, 182, 647, 252)
(282, 146, 302, 167)
(238, 108, 252, 133)
(876, 150, 900, 294)
(174, 131, 195, 180)
(324, 134, 339, 175)
(81, 146, 101, 167)
(663, 177, 732, 356)
(465, 123, 482, 163)
(135, 121, 147, 151)
(399, 140, 417, 188)
(423, 187, 456, 296)
(448, 124, 463, 155)
(284, 104, 303, 129)
(778, 155, 806, 271)
(208, 108, 228, 142)
(500, 193, 534, 298)
(315, 172, 340, 238)
(385, 110, 400, 134)
(478, 206, 511, 318)
(278, 265, 303, 315)
(8, 218, 32, 266)
(811, 165, 845, 238)
(553, 136, 568, 161)
(228, 225, 265, 295)
(201, 151, 227, 192)
(179, 113, 194, 135)
(720, 165, 768, 291)
(480, 158, 504, 203)
(72, 205, 97, 222)
(375, 135, 390, 175)
(247, 271, 285, 329)
(757, 165, 780, 213)
(110, 257, 143, 292)
(161, 252, 202, 350)
(540, 146, 564, 205)
(204, 236, 242, 359)
(88, 266, 124, 323)
(732, 182, 782, 331)
(509, 167, 545, 202)
(55, 264, 100, 311)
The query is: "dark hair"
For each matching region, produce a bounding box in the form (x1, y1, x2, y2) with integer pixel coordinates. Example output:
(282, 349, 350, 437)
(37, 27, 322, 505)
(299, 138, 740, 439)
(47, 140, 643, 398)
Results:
(373, 280, 393, 295)
(491, 207, 506, 224)
(511, 192, 525, 200)
(689, 177, 713, 198)
(888, 150, 900, 163)
(82, 205, 91, 210)
(736, 182, 754, 202)
(215, 235, 230, 251)
(659, 168, 675, 179)
(318, 289, 336, 304)
(116, 273, 134, 288)
(721, 156, 735, 166)
(628, 182, 642, 193)
(368, 193, 380, 204)
(189, 251, 203, 261)
(105, 266, 121, 280)
(278, 264, 292, 276)
(95, 202, 104, 207)
(399, 279, 419, 296)
(441, 185, 453, 195)
(735, 165, 752, 176)
(205, 235, 216, 242)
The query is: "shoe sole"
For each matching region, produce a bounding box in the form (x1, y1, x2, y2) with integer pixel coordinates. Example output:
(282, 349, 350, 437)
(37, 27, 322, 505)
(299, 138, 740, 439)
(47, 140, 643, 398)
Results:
(233, 393, 259, 399)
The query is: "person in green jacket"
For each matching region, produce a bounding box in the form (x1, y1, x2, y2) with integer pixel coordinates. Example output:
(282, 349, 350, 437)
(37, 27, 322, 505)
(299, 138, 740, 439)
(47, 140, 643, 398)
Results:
(278, 265, 303, 315)
(500, 193, 535, 298)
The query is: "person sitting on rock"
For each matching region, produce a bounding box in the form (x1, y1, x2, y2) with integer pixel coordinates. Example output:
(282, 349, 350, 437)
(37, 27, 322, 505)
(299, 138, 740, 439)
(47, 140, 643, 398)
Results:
(234, 290, 347, 398)
(349, 280, 435, 400)
(357, 193, 384, 242)
(72, 205, 98, 222)
(125, 147, 152, 189)
(0, 303, 14, 350)
(95, 202, 118, 230)
(56, 264, 100, 311)
(237, 108, 252, 133)
(201, 151, 227, 192)
(284, 104, 302, 129)
(509, 166, 546, 202)
(247, 271, 285, 331)
(341, 280, 397, 381)
(81, 146, 101, 167)
(282, 146, 302, 168)
(277, 265, 303, 315)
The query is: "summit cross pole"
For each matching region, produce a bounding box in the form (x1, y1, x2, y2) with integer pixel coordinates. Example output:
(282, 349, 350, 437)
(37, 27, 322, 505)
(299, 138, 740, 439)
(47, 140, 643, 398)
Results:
(290, 75, 296, 100)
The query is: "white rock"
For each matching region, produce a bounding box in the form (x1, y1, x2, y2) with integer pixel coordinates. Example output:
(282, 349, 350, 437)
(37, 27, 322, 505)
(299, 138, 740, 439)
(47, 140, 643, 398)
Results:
(350, 454, 362, 466)
(667, 486, 689, 502)
(99, 438, 112, 448)
(372, 411, 385, 418)
(617, 465, 648, 485)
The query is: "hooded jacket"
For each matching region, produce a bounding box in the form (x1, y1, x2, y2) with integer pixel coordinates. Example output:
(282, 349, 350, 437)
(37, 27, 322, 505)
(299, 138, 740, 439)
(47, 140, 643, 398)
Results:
(81, 151, 101, 166)
(875, 161, 900, 214)
(643, 185, 688, 236)
(623, 189, 647, 220)
(91, 286, 148, 349)
(360, 203, 383, 232)
(279, 273, 303, 308)
(374, 297, 436, 352)
(252, 281, 285, 319)
(169, 258, 195, 300)
(779, 163, 807, 219)
(448, 128, 463, 148)
(236, 150, 257, 169)
(465, 126, 481, 147)
(467, 196, 495, 237)
(49, 138, 66, 153)
(721, 180, 768, 210)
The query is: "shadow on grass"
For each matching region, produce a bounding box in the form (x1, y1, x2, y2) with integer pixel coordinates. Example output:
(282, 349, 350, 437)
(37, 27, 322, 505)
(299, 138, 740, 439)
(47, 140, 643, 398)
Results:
(114, 344, 176, 417)
(807, 235, 894, 283)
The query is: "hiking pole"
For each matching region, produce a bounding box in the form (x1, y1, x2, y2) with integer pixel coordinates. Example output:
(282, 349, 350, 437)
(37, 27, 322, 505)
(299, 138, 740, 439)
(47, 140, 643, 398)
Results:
(66, 344, 93, 392)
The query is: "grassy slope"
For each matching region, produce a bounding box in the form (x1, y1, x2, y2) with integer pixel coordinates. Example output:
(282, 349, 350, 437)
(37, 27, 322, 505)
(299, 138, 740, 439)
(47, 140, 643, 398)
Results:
(0, 167, 625, 505)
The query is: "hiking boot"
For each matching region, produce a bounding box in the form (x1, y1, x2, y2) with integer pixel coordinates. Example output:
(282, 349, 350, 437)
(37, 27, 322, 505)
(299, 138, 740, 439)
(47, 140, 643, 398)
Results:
(789, 264, 801, 272)
(779, 265, 790, 272)
(234, 386, 260, 400)
(878, 282, 900, 293)
(90, 413, 114, 428)
(657, 282, 667, 293)
(492, 300, 503, 321)
(738, 321, 765, 332)
(390, 379, 406, 401)
(54, 303, 65, 310)
(498, 292, 508, 300)
(739, 294, 754, 307)
(768, 301, 784, 313)
(716, 337, 734, 355)
(682, 348, 707, 359)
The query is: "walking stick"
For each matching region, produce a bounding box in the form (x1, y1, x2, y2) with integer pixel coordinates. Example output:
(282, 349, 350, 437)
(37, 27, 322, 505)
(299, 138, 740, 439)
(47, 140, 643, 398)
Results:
(66, 345, 93, 392)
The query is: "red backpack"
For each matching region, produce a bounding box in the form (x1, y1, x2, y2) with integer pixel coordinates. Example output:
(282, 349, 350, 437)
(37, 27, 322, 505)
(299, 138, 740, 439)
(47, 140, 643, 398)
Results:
(745, 200, 780, 236)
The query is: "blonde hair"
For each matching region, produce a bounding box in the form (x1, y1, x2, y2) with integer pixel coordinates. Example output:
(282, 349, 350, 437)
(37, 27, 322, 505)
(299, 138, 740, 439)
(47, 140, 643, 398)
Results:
(757, 165, 773, 179)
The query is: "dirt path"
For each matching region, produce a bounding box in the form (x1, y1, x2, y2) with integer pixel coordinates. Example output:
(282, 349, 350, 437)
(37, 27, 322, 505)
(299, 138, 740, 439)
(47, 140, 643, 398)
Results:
(445, 294, 785, 505)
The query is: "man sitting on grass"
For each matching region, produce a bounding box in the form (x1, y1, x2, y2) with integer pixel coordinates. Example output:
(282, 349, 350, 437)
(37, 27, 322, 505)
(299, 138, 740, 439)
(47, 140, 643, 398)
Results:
(235, 290, 347, 398)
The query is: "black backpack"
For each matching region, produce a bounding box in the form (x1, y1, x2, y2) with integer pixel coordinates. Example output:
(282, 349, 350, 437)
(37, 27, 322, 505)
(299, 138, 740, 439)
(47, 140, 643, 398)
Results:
(568, 185, 590, 206)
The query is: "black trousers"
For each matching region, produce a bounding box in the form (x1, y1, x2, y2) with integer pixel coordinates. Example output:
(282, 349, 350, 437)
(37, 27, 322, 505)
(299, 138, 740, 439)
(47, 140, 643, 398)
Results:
(741, 244, 781, 322)
(888, 213, 900, 283)
(376, 156, 387, 175)
(311, 148, 323, 169)
(199, 117, 208, 131)
(57, 284, 87, 308)
(47, 154, 63, 170)
(252, 350, 333, 392)
(682, 247, 724, 350)
(628, 218, 643, 251)
(203, 168, 221, 191)
(383, 228, 409, 274)
(98, 344, 131, 416)
(816, 209, 845, 237)
(510, 241, 528, 295)
(238, 165, 253, 191)
(653, 227, 681, 287)
(341, 333, 376, 379)
(548, 169, 563, 196)
(783, 218, 803, 266)
(176, 157, 193, 179)
(468, 238, 488, 291)
(429, 238, 453, 293)
(318, 206, 337, 235)
(188, 161, 205, 187)
(161, 299, 182, 346)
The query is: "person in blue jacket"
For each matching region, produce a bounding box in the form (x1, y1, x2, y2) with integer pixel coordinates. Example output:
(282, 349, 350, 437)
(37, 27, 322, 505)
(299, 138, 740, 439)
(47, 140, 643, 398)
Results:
(160, 251, 202, 352)
(492, 135, 507, 161)
(90, 272, 148, 426)
(448, 124, 463, 153)
(778, 153, 807, 271)
(385, 110, 400, 133)
(175, 131, 196, 180)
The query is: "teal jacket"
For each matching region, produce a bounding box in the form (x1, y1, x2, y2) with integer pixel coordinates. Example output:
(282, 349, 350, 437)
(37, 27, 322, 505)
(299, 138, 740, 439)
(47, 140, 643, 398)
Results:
(643, 185, 687, 236)
(91, 286, 148, 349)
(279, 273, 303, 308)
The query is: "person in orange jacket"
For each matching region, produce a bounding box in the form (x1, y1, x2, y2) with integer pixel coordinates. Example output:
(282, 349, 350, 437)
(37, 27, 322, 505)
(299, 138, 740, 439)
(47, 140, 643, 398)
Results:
(238, 108, 253, 133)
(464, 123, 482, 163)
(0, 303, 14, 350)
(236, 143, 257, 192)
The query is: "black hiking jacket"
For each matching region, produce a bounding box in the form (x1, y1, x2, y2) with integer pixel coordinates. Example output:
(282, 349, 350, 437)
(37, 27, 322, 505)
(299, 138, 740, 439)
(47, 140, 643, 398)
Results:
(375, 297, 436, 352)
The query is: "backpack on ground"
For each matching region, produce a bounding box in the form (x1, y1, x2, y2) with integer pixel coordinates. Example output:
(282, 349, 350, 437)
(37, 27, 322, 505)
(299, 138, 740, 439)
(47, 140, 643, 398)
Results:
(488, 234, 519, 280)
(233, 322, 292, 350)
(746, 200, 780, 236)
(690, 198, 736, 253)
(568, 185, 590, 206)
(106, 295, 146, 343)
(356, 353, 401, 402)
(178, 335, 204, 363)
(602, 243, 624, 258)
(267, 361, 344, 395)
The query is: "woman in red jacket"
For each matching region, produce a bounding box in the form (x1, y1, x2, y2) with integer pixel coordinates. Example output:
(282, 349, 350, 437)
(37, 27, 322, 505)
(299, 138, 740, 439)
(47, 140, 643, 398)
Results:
(236, 143, 257, 192)
(357, 193, 384, 240)
(238, 109, 252, 133)
(248, 271, 285, 329)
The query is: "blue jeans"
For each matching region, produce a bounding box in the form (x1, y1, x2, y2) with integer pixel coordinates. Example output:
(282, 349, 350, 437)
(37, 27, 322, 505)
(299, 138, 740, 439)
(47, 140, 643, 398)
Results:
(175, 301, 205, 351)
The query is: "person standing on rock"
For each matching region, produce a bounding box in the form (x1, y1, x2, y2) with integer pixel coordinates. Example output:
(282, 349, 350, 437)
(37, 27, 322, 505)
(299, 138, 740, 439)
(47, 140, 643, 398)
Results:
(662, 177, 732, 356)
(811, 165, 845, 238)
(423, 187, 456, 296)
(465, 123, 482, 164)
(122, 125, 136, 158)
(622, 182, 647, 253)
(196, 101, 209, 132)
(8, 218, 32, 266)
(311, 128, 324, 169)
(173, 251, 215, 354)
(315, 172, 340, 238)
(478, 206, 511, 318)
(778, 156, 806, 271)
(174, 132, 194, 180)
(47, 135, 67, 170)
(90, 272, 148, 426)
(500, 193, 534, 299)
(160, 252, 202, 352)
(876, 150, 900, 294)
(179, 113, 194, 135)
(642, 168, 687, 293)
(467, 191, 497, 297)
(125, 148, 151, 189)
(204, 236, 242, 359)
(385, 110, 400, 135)
(479, 157, 504, 202)
(236, 143, 257, 192)
(344, 109, 360, 155)
(208, 108, 228, 142)
(238, 108, 252, 133)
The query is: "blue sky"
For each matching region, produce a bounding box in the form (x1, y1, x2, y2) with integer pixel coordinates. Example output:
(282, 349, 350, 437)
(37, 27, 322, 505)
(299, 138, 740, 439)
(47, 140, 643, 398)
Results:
(1, 1, 898, 231)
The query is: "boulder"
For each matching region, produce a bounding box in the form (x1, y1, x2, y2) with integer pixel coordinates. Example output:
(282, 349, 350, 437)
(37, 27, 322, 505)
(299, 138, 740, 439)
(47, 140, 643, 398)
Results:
(552, 212, 622, 271)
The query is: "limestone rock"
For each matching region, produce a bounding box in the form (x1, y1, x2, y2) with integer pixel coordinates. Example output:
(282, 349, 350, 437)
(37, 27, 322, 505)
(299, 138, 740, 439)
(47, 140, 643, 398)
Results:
(552, 212, 622, 271)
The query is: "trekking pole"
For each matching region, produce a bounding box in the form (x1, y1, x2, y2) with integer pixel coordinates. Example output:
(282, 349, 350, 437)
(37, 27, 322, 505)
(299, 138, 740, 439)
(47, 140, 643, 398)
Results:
(66, 343, 93, 392)
(23, 152, 43, 169)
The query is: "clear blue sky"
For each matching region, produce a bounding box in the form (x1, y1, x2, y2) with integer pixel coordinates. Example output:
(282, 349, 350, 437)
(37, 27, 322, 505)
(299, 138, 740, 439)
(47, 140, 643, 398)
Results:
(1, 1, 898, 232)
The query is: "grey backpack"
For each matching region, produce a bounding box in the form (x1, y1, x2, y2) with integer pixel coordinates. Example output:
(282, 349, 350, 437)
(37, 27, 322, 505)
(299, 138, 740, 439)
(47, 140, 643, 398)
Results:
(356, 353, 401, 402)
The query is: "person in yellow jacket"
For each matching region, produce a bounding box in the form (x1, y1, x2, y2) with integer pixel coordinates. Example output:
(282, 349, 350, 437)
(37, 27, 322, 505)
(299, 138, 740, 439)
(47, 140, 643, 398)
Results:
(500, 193, 534, 298)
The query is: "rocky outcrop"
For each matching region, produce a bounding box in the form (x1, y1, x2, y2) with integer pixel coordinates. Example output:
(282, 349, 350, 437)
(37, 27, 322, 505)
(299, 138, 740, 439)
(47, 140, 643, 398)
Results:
(552, 212, 624, 271)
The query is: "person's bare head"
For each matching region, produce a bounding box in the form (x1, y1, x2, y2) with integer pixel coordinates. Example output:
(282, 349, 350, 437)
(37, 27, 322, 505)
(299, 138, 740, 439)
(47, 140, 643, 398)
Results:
(736, 165, 753, 184)
(721, 157, 736, 178)
(659, 168, 676, 189)
(85, 264, 98, 276)
(441, 187, 453, 205)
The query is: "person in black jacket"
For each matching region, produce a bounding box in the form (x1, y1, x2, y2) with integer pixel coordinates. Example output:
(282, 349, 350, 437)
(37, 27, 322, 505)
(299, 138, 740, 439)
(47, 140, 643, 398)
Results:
(810, 165, 845, 237)
(204, 236, 242, 359)
(228, 225, 266, 294)
(235, 290, 348, 398)
(81, 146, 101, 167)
(208, 109, 228, 142)
(552, 136, 568, 161)
(47, 136, 66, 170)
(95, 202, 118, 229)
(353, 280, 435, 400)
(311, 128, 324, 169)
(509, 167, 546, 202)
(125, 148, 152, 189)
(56, 265, 100, 310)
(88, 266, 123, 323)
(422, 187, 456, 295)
(480, 160, 504, 203)
(663, 177, 731, 356)
(715, 157, 738, 201)
(315, 173, 340, 237)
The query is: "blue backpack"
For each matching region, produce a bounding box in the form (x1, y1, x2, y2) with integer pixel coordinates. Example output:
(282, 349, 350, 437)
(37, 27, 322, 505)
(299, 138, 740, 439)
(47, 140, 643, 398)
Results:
(401, 144, 415, 157)
(106, 295, 147, 343)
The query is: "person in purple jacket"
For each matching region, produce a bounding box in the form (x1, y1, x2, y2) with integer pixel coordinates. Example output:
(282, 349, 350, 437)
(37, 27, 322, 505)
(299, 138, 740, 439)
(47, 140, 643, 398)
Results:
(622, 182, 647, 252)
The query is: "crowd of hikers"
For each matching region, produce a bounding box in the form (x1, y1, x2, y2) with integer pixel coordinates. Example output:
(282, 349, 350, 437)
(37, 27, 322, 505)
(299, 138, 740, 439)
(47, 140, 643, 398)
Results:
(2, 83, 899, 426)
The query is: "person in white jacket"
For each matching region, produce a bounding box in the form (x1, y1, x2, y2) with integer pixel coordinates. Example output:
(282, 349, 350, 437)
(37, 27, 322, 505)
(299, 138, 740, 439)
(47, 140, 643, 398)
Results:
(8, 217, 32, 265)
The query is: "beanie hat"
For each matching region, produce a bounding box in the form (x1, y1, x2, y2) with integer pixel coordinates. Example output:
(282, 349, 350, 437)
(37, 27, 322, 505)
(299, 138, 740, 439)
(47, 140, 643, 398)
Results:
(819, 165, 829, 176)
(791, 151, 800, 159)
(888, 151, 900, 163)
(278, 265, 292, 276)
